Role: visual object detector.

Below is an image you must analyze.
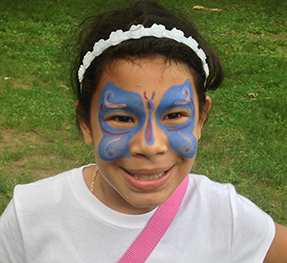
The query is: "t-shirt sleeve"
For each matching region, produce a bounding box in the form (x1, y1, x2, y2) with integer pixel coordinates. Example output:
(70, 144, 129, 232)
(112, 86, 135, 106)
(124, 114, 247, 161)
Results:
(0, 197, 26, 263)
(228, 185, 275, 262)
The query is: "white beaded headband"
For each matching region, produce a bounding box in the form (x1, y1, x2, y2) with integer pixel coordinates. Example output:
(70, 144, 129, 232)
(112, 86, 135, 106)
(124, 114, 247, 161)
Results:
(78, 23, 209, 92)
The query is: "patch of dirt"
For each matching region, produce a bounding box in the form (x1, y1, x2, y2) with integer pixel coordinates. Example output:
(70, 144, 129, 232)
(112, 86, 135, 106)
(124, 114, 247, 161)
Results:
(0, 129, 47, 148)
(12, 83, 31, 89)
(250, 33, 287, 41)
(0, 128, 78, 180)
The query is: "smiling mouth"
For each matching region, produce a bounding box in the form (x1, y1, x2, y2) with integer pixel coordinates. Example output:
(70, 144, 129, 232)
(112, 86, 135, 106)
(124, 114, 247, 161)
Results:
(122, 167, 173, 191)
(132, 171, 166, 181)
(125, 169, 168, 181)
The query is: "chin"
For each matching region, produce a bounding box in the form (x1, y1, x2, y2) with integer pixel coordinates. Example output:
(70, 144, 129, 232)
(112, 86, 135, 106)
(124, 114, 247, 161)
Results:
(121, 189, 173, 214)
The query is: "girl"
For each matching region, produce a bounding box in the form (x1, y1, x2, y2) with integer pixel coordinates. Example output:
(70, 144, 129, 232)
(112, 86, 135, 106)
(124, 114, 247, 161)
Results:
(0, 1, 286, 262)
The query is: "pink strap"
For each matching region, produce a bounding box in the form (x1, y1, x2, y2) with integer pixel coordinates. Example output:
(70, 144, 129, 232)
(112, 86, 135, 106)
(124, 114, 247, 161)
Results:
(118, 176, 189, 263)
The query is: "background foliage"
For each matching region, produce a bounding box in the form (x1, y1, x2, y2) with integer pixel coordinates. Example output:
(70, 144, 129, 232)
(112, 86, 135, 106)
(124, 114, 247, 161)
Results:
(0, 0, 286, 224)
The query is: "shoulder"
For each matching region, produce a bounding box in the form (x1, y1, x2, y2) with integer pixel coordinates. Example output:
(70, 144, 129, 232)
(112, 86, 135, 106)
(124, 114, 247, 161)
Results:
(188, 174, 263, 212)
(11, 165, 91, 216)
(187, 173, 236, 202)
(0, 166, 88, 242)
(14, 167, 80, 199)
(185, 174, 275, 262)
(187, 173, 274, 224)
(185, 174, 244, 220)
(0, 165, 91, 261)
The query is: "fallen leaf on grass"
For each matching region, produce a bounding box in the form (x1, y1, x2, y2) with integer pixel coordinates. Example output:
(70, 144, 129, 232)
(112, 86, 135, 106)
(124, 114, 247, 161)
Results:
(276, 21, 287, 24)
(248, 92, 258, 100)
(60, 84, 69, 90)
(248, 92, 258, 98)
(210, 111, 228, 117)
(192, 6, 222, 12)
(248, 93, 271, 100)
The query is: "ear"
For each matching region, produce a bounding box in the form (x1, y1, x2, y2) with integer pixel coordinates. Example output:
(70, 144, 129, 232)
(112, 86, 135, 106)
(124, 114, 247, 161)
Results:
(80, 121, 94, 145)
(197, 95, 211, 140)
(75, 100, 94, 146)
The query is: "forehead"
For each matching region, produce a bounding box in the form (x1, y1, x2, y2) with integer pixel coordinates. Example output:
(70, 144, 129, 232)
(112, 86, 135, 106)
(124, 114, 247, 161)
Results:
(95, 57, 198, 103)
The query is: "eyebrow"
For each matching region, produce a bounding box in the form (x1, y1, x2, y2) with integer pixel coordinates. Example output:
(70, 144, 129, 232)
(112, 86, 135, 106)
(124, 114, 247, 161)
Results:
(101, 105, 137, 114)
(160, 102, 192, 113)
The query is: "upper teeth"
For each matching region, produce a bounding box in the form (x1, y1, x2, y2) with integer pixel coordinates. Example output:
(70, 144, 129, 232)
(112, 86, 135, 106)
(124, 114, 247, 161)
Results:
(133, 172, 165, 181)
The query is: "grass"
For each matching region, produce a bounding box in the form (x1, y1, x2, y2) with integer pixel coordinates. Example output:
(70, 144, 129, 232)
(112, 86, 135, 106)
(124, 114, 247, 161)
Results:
(0, 0, 286, 225)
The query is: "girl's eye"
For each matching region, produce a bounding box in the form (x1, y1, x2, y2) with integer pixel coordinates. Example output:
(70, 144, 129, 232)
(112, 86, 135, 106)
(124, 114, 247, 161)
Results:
(163, 112, 183, 120)
(113, 116, 133, 123)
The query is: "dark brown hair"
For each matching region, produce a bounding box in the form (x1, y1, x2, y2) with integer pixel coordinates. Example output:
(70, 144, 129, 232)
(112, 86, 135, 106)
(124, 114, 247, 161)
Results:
(72, 1, 224, 127)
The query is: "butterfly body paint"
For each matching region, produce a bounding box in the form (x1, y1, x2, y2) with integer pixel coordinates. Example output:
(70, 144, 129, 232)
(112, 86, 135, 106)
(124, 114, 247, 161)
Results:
(98, 82, 145, 161)
(144, 91, 156, 145)
(98, 79, 197, 161)
(156, 79, 197, 158)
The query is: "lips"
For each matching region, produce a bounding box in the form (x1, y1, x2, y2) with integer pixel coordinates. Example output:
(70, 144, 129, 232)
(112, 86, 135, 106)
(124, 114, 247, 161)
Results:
(133, 171, 166, 181)
(122, 166, 173, 191)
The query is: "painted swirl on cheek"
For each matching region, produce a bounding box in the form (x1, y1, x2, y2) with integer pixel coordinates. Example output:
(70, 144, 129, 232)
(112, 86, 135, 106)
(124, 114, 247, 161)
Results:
(156, 79, 197, 158)
(98, 82, 145, 161)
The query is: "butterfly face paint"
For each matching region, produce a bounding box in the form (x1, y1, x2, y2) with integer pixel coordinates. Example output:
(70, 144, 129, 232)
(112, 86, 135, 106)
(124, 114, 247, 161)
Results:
(156, 79, 197, 158)
(98, 82, 145, 161)
(143, 91, 156, 145)
(98, 79, 197, 161)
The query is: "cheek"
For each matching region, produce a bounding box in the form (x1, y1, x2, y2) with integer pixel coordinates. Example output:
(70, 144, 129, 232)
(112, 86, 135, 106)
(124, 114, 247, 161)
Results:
(97, 105, 133, 161)
(98, 133, 133, 161)
(98, 112, 146, 161)
(165, 129, 198, 158)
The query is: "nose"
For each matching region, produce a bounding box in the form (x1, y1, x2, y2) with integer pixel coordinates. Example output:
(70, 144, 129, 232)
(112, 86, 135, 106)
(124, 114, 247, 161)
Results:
(129, 120, 169, 159)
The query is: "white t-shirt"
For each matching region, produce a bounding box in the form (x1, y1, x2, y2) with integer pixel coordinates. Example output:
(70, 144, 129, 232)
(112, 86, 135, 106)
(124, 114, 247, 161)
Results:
(0, 165, 275, 263)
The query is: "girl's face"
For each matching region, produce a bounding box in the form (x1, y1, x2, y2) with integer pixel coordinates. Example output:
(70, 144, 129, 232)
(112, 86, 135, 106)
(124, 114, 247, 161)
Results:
(80, 57, 210, 214)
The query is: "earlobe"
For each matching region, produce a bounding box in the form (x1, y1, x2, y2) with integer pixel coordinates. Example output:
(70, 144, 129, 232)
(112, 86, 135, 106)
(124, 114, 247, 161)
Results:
(197, 95, 211, 139)
(80, 121, 94, 145)
(203, 95, 211, 124)
(75, 100, 94, 146)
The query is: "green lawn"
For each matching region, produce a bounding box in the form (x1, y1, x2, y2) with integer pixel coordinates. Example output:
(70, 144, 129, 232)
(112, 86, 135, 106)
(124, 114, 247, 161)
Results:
(0, 0, 286, 225)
